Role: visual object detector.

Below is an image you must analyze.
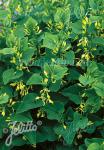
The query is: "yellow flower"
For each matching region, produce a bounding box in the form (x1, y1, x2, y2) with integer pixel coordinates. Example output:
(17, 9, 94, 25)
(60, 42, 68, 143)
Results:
(63, 124, 67, 129)
(44, 71, 48, 77)
(82, 17, 89, 26)
(10, 82, 17, 87)
(39, 88, 53, 104)
(55, 22, 64, 30)
(85, 53, 90, 61)
(82, 19, 87, 26)
(95, 21, 101, 29)
(10, 57, 16, 64)
(44, 78, 48, 84)
(81, 37, 88, 47)
(16, 85, 20, 91)
(53, 47, 58, 53)
(16, 5, 21, 13)
(19, 82, 25, 90)
(2, 111, 5, 116)
(62, 41, 66, 47)
(76, 103, 86, 112)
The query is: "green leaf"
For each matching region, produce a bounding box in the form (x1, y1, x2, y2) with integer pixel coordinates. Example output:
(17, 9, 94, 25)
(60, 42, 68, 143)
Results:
(55, 112, 88, 145)
(42, 102, 64, 121)
(93, 82, 104, 97)
(37, 126, 57, 143)
(73, 0, 81, 18)
(12, 137, 27, 147)
(24, 131, 36, 145)
(44, 64, 68, 81)
(87, 143, 100, 150)
(26, 73, 43, 85)
(62, 84, 83, 104)
(54, 124, 76, 145)
(43, 32, 59, 50)
(22, 48, 35, 65)
(0, 86, 13, 98)
(92, 37, 104, 46)
(52, 65, 68, 80)
(49, 80, 61, 92)
(25, 17, 38, 29)
(79, 74, 95, 86)
(0, 93, 9, 104)
(72, 112, 88, 131)
(87, 61, 98, 74)
(55, 113, 88, 145)
(54, 8, 64, 22)
(3, 69, 23, 85)
(85, 138, 104, 146)
(89, 0, 97, 9)
(90, 16, 102, 22)
(14, 25, 25, 38)
(67, 68, 80, 81)
(65, 51, 75, 65)
(0, 48, 15, 55)
(0, 10, 9, 19)
(72, 21, 82, 34)
(0, 115, 8, 137)
(86, 96, 101, 113)
(16, 93, 44, 114)
(10, 112, 33, 122)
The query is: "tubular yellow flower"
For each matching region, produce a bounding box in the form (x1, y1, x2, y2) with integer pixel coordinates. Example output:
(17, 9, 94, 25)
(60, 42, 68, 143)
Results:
(2, 111, 5, 116)
(10, 57, 16, 64)
(16, 85, 20, 91)
(10, 82, 17, 87)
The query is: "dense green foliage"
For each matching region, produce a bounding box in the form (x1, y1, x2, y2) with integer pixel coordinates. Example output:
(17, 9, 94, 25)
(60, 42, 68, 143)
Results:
(0, 0, 104, 149)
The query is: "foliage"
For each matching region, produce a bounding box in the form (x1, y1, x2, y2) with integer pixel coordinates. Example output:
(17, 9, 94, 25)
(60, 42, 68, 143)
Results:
(0, 0, 104, 149)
